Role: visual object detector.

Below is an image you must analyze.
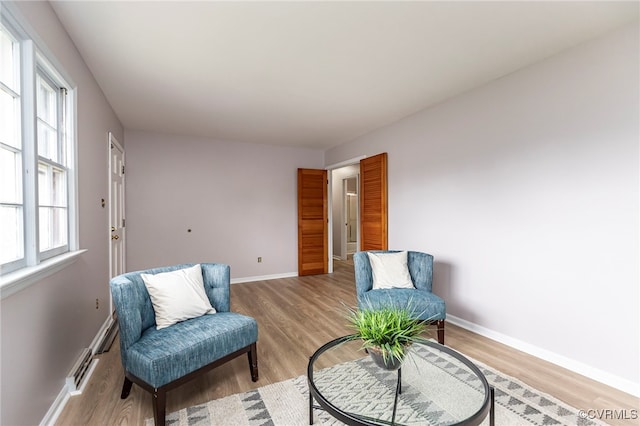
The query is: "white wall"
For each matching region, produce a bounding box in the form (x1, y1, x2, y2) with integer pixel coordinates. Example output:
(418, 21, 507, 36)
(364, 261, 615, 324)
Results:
(0, 2, 124, 425)
(326, 24, 639, 394)
(124, 130, 323, 279)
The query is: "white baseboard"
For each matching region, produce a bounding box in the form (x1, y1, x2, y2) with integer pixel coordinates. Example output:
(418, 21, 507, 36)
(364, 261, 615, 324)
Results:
(40, 315, 112, 426)
(39, 385, 70, 426)
(446, 314, 640, 397)
(231, 272, 297, 284)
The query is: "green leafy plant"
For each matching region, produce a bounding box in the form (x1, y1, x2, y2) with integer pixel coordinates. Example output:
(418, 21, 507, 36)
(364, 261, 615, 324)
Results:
(345, 303, 429, 366)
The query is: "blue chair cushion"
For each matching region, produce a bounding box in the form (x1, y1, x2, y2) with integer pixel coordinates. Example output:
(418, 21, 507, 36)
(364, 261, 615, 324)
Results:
(125, 312, 258, 388)
(359, 288, 446, 321)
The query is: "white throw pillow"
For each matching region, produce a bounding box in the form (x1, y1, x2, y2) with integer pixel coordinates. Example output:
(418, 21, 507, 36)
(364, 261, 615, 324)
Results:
(141, 264, 216, 330)
(368, 251, 415, 290)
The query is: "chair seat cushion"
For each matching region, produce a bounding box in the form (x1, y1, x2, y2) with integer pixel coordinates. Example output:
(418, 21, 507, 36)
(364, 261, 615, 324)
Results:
(359, 289, 446, 322)
(125, 312, 258, 388)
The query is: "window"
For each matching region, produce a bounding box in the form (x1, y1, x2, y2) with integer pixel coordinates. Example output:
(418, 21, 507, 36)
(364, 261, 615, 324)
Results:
(0, 24, 23, 270)
(1, 15, 76, 277)
(37, 73, 69, 257)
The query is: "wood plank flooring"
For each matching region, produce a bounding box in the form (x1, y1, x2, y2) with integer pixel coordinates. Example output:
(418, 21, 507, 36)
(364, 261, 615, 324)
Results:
(55, 260, 639, 425)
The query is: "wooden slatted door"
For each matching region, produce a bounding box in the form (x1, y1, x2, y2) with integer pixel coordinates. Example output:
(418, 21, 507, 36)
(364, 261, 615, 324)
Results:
(360, 153, 388, 251)
(297, 168, 328, 276)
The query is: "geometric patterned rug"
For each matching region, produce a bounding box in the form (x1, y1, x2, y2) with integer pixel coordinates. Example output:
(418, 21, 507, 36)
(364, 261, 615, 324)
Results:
(145, 344, 608, 426)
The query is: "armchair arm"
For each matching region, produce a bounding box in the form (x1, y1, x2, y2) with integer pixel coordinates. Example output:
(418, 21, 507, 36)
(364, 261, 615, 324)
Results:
(110, 274, 145, 355)
(200, 263, 231, 312)
(353, 252, 374, 297)
(407, 251, 434, 292)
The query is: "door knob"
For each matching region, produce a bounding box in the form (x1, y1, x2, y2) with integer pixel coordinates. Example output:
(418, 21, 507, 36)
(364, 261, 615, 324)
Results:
(111, 235, 119, 240)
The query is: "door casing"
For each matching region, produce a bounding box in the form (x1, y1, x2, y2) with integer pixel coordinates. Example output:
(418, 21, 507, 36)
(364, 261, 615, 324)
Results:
(109, 133, 125, 313)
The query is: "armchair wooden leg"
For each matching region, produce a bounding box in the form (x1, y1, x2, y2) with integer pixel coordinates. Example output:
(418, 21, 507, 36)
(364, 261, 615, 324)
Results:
(248, 342, 259, 382)
(152, 388, 166, 426)
(120, 377, 133, 399)
(436, 320, 445, 345)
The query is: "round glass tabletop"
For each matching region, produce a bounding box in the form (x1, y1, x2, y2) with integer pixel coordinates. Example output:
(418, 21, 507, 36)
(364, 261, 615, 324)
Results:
(308, 336, 493, 426)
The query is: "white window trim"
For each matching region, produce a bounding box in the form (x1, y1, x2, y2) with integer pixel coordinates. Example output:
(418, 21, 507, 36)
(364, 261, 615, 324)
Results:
(0, 249, 86, 300)
(0, 2, 82, 298)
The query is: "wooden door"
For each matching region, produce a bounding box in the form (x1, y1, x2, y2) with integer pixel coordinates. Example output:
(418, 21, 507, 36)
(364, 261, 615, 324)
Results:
(360, 153, 388, 251)
(297, 168, 328, 276)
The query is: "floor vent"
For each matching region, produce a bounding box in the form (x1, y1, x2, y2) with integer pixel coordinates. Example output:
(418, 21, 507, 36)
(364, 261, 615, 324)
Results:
(95, 321, 119, 354)
(66, 348, 98, 395)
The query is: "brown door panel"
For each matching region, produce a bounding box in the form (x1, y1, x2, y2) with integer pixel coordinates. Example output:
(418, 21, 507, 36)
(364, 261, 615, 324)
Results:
(297, 169, 328, 276)
(360, 153, 388, 251)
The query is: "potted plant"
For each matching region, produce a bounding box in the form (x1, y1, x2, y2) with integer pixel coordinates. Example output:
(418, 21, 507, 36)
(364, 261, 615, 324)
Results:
(345, 303, 428, 370)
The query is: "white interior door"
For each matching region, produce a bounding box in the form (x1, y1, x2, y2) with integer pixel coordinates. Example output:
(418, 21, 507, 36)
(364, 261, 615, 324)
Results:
(109, 133, 125, 293)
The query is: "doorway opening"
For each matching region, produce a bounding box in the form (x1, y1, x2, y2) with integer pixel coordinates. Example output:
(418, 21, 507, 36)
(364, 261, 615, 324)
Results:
(329, 163, 360, 268)
(345, 177, 358, 257)
(299, 152, 385, 276)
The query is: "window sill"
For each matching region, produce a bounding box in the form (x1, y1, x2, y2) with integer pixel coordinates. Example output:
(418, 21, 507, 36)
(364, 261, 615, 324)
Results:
(0, 249, 87, 300)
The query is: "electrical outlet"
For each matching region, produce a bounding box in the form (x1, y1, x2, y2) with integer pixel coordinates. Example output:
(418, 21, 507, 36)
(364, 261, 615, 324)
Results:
(96, 298, 99, 309)
(257, 257, 262, 263)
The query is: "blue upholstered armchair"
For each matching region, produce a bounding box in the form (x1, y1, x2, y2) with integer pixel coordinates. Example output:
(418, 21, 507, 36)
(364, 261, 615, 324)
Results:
(354, 251, 446, 344)
(110, 263, 258, 425)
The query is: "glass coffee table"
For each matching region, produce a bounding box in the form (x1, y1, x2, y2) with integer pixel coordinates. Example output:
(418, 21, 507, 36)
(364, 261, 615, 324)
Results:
(308, 336, 494, 426)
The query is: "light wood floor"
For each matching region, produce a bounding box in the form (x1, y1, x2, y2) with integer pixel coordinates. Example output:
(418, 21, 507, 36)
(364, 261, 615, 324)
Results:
(56, 260, 639, 425)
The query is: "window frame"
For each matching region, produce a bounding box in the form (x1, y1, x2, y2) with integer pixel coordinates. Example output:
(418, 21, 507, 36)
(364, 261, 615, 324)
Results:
(35, 66, 71, 261)
(0, 4, 81, 291)
(0, 20, 24, 273)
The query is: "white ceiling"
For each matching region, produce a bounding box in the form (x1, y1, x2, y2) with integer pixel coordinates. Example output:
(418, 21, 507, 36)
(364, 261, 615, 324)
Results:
(50, 1, 638, 150)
